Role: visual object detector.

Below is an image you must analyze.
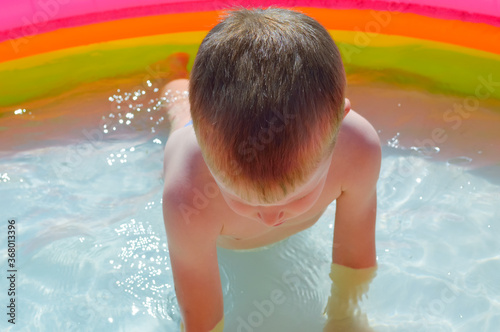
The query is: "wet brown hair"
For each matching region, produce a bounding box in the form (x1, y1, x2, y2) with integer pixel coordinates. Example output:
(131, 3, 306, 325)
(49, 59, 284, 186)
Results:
(189, 7, 346, 203)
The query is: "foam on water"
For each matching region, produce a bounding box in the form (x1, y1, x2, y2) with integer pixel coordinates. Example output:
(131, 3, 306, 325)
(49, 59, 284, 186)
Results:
(1, 79, 499, 332)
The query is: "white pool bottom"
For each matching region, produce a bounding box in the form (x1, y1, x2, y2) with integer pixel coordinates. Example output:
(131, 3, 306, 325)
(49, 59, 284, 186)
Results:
(1, 80, 499, 332)
(1, 137, 499, 332)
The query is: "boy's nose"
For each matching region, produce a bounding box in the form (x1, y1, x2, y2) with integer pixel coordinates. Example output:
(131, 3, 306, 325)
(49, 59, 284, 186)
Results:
(257, 210, 285, 226)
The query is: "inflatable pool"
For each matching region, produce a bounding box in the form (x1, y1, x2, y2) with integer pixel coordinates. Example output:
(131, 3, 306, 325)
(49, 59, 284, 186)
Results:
(1, 1, 499, 332)
(1, 0, 500, 107)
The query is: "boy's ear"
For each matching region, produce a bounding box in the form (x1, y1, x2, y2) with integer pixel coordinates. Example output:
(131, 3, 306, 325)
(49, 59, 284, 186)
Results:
(343, 98, 351, 119)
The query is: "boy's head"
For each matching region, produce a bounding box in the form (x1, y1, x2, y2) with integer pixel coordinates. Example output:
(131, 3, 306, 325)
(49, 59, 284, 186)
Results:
(189, 8, 346, 203)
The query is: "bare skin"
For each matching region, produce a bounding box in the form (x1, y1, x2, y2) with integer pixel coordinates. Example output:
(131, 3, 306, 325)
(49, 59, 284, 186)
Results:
(162, 63, 381, 331)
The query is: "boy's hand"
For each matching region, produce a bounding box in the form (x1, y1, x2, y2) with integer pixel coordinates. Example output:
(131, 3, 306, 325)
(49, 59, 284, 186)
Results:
(324, 314, 375, 332)
(323, 263, 377, 332)
(181, 317, 224, 332)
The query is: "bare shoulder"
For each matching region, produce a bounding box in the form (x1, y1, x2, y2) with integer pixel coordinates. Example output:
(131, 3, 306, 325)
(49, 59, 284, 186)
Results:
(338, 110, 380, 152)
(162, 127, 197, 221)
(163, 126, 197, 181)
(334, 110, 381, 191)
(162, 127, 222, 254)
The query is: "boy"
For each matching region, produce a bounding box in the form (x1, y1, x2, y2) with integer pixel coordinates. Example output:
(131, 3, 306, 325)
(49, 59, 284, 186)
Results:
(162, 8, 380, 332)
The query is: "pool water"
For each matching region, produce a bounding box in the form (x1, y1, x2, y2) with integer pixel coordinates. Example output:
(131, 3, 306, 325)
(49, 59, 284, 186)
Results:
(1, 73, 499, 332)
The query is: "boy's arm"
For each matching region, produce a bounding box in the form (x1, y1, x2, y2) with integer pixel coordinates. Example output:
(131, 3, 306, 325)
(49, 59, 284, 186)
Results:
(323, 118, 381, 331)
(333, 175, 378, 269)
(163, 187, 224, 332)
(333, 117, 381, 268)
